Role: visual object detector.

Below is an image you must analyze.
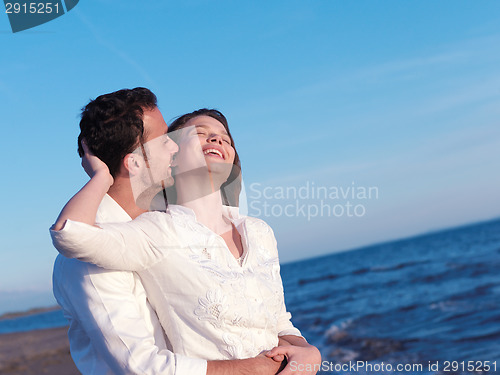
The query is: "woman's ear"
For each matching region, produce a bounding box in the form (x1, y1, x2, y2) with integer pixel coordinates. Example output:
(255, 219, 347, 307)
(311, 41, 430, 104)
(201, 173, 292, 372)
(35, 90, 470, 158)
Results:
(123, 153, 143, 176)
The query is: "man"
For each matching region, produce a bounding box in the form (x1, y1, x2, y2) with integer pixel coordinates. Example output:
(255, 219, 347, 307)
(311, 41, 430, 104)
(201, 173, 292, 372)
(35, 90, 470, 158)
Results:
(53, 87, 285, 374)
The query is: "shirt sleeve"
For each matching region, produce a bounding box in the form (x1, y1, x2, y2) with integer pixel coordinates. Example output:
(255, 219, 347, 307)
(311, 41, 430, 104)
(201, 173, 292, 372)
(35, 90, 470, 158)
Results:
(53, 256, 207, 375)
(262, 222, 304, 339)
(275, 275, 304, 338)
(50, 212, 184, 271)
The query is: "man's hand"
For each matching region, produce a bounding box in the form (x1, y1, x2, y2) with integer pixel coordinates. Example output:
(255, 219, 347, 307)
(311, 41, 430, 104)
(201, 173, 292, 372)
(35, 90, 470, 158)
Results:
(266, 343, 321, 375)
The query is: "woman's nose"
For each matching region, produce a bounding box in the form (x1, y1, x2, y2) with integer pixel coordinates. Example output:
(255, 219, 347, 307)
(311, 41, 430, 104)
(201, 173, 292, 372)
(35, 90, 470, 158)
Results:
(208, 134, 223, 144)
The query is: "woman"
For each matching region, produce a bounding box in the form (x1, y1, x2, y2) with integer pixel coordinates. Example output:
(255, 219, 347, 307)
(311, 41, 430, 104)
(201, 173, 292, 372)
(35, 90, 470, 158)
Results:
(52, 109, 320, 373)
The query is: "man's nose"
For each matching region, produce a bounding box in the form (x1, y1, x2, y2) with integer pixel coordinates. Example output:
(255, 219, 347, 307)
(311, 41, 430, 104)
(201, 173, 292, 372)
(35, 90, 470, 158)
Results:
(167, 136, 179, 153)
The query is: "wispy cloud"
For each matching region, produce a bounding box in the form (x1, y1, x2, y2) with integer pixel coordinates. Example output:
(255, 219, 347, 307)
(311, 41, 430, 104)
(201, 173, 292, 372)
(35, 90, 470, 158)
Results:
(255, 121, 500, 188)
(415, 78, 500, 116)
(73, 8, 156, 87)
(289, 33, 500, 98)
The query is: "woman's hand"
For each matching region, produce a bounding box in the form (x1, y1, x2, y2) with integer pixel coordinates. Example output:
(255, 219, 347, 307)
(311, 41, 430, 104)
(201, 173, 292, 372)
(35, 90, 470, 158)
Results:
(266, 342, 321, 375)
(52, 141, 114, 231)
(267, 337, 290, 363)
(81, 141, 113, 184)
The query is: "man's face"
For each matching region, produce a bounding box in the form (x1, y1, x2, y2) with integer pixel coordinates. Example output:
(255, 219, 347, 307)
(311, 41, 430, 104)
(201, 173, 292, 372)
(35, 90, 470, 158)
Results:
(140, 107, 178, 187)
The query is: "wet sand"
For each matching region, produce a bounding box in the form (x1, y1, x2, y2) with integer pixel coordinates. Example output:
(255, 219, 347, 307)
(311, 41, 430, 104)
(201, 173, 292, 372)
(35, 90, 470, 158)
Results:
(0, 326, 79, 375)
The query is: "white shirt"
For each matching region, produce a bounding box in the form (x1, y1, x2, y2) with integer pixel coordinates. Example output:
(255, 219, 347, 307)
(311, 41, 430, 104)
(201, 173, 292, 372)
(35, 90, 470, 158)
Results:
(52, 195, 207, 375)
(51, 205, 302, 361)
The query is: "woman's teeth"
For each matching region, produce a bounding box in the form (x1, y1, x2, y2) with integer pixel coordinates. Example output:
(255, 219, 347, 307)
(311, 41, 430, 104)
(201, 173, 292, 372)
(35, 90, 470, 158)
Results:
(203, 149, 223, 159)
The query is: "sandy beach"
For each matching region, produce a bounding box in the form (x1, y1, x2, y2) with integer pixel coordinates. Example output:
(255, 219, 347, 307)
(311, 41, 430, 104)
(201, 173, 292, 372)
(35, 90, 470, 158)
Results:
(0, 326, 79, 375)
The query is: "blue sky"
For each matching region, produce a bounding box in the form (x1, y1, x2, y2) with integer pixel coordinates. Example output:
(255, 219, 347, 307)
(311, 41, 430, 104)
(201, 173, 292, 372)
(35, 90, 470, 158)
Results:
(1, 0, 500, 314)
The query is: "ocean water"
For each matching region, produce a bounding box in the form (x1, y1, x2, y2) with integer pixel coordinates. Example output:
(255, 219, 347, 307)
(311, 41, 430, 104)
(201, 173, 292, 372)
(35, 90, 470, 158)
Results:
(0, 308, 67, 334)
(281, 218, 500, 374)
(1, 218, 499, 373)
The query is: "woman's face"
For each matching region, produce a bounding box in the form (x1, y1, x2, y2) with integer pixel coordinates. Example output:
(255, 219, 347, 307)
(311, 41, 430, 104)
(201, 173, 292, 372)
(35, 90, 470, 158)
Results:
(172, 115, 235, 177)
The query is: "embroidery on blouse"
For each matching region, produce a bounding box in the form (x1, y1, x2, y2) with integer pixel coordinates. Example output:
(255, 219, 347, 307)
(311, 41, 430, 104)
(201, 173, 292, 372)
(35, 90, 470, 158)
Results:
(231, 314, 244, 327)
(221, 332, 244, 359)
(189, 243, 246, 284)
(182, 215, 290, 357)
(194, 289, 229, 329)
(221, 329, 270, 359)
(202, 247, 212, 260)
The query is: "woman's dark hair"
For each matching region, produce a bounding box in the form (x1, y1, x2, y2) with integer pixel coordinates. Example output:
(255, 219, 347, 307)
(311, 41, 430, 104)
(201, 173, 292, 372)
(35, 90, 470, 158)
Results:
(77, 87, 157, 177)
(168, 109, 242, 206)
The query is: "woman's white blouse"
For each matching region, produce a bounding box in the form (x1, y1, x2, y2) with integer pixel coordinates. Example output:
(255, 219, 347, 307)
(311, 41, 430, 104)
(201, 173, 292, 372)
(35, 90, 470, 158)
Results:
(51, 205, 302, 361)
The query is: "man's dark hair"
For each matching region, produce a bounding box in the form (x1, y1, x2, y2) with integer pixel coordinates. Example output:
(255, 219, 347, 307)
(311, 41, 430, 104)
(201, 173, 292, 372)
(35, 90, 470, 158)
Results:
(77, 87, 157, 177)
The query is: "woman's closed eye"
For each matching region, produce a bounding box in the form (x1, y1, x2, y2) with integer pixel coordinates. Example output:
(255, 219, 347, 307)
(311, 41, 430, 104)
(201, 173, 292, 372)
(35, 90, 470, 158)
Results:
(197, 129, 230, 144)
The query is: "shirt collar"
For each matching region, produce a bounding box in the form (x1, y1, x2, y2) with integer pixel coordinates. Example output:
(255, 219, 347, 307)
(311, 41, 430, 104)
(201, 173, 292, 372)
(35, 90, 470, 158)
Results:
(167, 204, 244, 225)
(96, 194, 133, 223)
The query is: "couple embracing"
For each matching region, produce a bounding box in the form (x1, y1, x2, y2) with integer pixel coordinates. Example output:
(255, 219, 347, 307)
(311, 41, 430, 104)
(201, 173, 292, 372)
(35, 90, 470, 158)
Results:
(51, 87, 321, 375)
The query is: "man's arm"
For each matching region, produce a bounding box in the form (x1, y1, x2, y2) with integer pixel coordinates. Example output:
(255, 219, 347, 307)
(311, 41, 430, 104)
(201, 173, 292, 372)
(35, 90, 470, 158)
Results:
(207, 356, 284, 375)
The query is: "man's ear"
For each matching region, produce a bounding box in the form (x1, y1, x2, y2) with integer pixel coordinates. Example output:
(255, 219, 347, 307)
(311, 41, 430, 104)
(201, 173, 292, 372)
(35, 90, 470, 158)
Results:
(123, 153, 144, 176)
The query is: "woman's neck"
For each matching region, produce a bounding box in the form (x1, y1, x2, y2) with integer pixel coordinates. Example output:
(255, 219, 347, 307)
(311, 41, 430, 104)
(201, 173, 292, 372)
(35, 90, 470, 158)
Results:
(175, 176, 231, 234)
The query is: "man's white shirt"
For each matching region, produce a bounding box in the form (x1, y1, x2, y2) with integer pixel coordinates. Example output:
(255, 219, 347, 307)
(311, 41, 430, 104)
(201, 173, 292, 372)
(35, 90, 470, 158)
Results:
(52, 194, 207, 375)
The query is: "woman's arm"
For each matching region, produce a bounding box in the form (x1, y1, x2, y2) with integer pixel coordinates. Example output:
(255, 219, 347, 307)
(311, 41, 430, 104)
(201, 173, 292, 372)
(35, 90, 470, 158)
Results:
(51, 144, 174, 271)
(53, 142, 113, 231)
(261, 221, 321, 373)
(51, 212, 179, 271)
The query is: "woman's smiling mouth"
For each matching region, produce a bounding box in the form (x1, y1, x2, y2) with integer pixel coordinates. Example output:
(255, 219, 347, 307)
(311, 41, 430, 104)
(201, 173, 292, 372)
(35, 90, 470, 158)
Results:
(203, 148, 225, 160)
